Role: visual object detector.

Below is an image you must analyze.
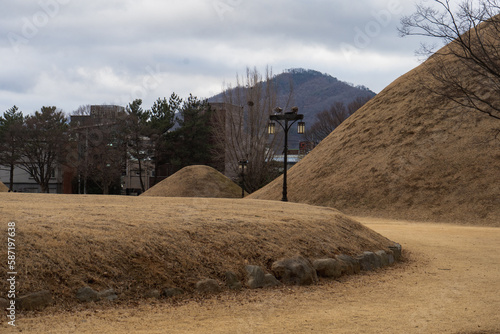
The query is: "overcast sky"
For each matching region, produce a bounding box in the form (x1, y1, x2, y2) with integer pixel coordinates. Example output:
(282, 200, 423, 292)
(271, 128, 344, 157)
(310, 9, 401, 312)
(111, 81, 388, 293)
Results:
(1, 0, 431, 116)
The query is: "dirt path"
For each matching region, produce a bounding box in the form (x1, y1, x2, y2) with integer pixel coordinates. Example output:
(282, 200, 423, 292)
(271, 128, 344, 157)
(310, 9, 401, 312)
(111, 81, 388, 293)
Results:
(7, 217, 500, 333)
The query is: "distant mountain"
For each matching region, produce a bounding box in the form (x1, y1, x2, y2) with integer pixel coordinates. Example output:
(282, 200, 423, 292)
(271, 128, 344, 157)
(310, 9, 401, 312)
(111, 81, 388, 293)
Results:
(272, 68, 375, 116)
(208, 68, 376, 147)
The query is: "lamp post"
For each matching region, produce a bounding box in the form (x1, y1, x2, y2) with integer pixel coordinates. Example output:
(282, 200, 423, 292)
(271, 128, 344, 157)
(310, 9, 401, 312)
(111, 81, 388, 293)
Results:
(268, 106, 305, 202)
(238, 159, 248, 198)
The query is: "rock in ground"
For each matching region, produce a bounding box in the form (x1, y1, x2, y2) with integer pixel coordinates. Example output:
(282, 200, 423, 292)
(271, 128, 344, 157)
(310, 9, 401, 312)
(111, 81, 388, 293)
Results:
(245, 265, 265, 289)
(376, 250, 390, 267)
(225, 271, 242, 290)
(196, 279, 221, 294)
(336, 254, 361, 275)
(17, 290, 53, 311)
(76, 287, 99, 302)
(144, 290, 162, 299)
(0, 297, 10, 310)
(313, 258, 342, 278)
(263, 274, 281, 288)
(245, 265, 280, 289)
(271, 256, 318, 285)
(358, 251, 380, 271)
(163, 288, 184, 298)
(389, 243, 402, 261)
(98, 288, 118, 301)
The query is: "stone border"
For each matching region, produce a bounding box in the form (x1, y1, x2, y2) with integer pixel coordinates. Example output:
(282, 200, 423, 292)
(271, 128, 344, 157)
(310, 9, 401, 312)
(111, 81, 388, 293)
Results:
(1, 243, 402, 311)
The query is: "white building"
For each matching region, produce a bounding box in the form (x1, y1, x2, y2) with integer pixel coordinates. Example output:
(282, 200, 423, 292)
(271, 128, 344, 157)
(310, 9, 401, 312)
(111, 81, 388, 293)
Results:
(0, 165, 63, 193)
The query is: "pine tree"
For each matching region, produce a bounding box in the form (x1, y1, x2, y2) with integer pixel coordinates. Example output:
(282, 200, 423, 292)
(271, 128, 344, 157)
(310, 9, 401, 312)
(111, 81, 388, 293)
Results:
(172, 94, 214, 167)
(0, 106, 24, 191)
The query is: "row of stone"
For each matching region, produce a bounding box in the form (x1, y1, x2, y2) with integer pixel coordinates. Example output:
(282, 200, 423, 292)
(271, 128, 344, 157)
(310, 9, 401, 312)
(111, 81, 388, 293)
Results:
(244, 244, 402, 289)
(1, 244, 402, 311)
(82, 243, 403, 298)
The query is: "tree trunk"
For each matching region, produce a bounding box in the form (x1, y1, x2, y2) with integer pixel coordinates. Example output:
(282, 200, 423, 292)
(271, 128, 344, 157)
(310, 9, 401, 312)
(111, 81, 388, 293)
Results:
(9, 162, 14, 191)
(138, 158, 145, 192)
(153, 161, 159, 187)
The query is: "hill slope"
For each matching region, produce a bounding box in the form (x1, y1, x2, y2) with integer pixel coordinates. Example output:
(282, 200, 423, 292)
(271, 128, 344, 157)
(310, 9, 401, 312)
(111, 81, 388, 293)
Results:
(249, 47, 500, 226)
(0, 181, 8, 192)
(141, 165, 243, 198)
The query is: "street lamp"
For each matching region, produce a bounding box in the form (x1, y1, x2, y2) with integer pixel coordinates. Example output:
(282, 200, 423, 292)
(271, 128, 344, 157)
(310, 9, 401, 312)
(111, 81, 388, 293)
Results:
(268, 106, 305, 202)
(238, 159, 248, 198)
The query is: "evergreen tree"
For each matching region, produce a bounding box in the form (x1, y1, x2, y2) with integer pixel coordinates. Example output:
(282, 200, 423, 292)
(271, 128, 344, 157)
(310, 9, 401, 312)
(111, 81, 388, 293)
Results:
(126, 99, 151, 192)
(0, 106, 24, 191)
(148, 93, 180, 185)
(172, 94, 214, 167)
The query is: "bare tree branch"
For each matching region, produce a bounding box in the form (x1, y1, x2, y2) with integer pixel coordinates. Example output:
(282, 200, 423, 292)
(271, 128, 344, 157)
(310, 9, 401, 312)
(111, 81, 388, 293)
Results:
(400, 0, 500, 121)
(305, 96, 371, 143)
(211, 67, 285, 193)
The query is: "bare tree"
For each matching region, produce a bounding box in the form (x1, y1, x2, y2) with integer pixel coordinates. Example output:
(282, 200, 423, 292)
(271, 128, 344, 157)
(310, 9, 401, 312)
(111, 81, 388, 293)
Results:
(86, 125, 127, 195)
(305, 102, 349, 144)
(212, 67, 286, 193)
(69, 105, 127, 194)
(347, 96, 373, 114)
(399, 0, 500, 120)
(305, 96, 371, 143)
(73, 104, 91, 116)
(68, 106, 94, 194)
(18, 107, 68, 193)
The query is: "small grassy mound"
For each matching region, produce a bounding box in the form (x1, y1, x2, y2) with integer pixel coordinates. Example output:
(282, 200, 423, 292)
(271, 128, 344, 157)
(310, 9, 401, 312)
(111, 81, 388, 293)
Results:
(141, 165, 243, 198)
(0, 193, 396, 307)
(0, 180, 8, 192)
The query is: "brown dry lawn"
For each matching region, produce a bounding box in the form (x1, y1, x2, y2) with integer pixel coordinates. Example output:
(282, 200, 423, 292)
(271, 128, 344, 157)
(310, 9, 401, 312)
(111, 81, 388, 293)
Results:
(2, 209, 499, 333)
(0, 193, 394, 306)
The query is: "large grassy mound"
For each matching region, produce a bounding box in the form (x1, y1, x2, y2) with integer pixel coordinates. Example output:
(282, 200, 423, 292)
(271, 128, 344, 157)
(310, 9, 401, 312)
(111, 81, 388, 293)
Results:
(249, 32, 500, 226)
(142, 165, 243, 198)
(0, 193, 396, 306)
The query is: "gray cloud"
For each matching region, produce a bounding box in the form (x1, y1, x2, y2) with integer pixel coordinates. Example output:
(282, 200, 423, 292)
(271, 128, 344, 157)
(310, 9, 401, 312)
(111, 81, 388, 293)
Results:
(0, 0, 426, 115)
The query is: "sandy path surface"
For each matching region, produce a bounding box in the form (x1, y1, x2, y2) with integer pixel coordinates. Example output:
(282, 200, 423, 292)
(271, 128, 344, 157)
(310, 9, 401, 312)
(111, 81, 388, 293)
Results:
(7, 217, 500, 333)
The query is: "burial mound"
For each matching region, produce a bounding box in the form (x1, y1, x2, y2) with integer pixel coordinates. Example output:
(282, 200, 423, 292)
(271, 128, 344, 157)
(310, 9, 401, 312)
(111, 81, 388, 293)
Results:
(141, 165, 243, 198)
(249, 29, 500, 226)
(0, 193, 398, 307)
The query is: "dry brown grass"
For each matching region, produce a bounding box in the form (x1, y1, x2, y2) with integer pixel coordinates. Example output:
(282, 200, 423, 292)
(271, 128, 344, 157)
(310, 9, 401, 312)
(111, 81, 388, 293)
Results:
(141, 165, 243, 198)
(0, 193, 395, 308)
(0, 180, 8, 192)
(11, 217, 500, 333)
(249, 43, 500, 226)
